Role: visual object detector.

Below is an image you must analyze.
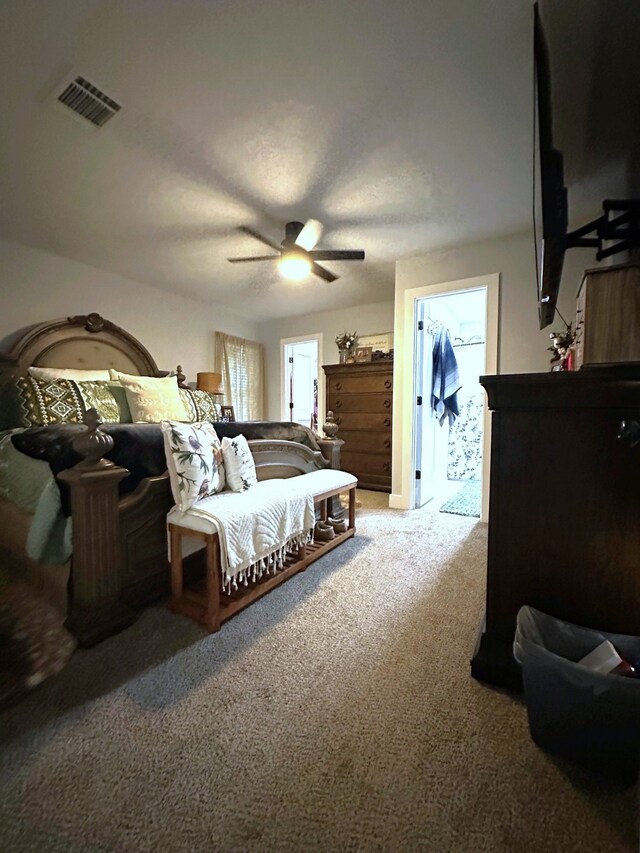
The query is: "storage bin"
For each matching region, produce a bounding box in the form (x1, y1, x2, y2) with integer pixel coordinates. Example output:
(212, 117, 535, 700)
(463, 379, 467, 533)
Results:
(514, 606, 640, 784)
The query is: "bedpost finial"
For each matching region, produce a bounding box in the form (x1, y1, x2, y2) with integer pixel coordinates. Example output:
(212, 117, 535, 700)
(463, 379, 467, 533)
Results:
(73, 407, 114, 468)
(176, 365, 187, 388)
(323, 410, 340, 439)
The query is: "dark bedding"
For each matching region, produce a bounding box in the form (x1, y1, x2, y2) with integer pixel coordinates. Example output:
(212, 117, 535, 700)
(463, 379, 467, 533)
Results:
(12, 421, 322, 514)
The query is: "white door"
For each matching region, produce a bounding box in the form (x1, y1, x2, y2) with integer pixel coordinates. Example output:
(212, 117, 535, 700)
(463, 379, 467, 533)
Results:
(283, 339, 319, 428)
(413, 302, 437, 507)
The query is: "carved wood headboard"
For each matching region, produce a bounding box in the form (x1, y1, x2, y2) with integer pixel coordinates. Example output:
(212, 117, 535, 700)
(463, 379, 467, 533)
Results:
(0, 313, 166, 377)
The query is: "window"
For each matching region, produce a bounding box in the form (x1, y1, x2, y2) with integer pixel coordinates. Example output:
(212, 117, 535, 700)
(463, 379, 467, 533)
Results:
(214, 332, 264, 421)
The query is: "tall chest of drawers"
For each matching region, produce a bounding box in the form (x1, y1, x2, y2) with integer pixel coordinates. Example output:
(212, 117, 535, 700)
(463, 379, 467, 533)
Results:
(323, 361, 393, 492)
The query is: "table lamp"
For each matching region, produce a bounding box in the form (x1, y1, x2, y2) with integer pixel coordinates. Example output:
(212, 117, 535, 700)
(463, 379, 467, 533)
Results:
(196, 372, 224, 396)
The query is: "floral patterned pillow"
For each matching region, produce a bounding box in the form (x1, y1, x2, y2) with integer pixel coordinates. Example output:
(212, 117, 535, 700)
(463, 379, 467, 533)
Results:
(161, 421, 225, 511)
(221, 434, 258, 492)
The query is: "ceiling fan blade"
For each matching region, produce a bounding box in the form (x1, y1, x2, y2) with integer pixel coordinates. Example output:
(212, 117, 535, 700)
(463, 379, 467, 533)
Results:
(311, 262, 338, 283)
(227, 255, 278, 263)
(308, 250, 365, 261)
(237, 225, 281, 252)
(295, 219, 323, 251)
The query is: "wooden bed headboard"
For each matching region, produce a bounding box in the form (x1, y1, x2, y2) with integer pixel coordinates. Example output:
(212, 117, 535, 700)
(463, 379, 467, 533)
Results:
(0, 313, 166, 377)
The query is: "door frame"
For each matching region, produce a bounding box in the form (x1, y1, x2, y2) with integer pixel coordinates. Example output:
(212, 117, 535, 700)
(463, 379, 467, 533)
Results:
(279, 333, 324, 426)
(391, 273, 499, 522)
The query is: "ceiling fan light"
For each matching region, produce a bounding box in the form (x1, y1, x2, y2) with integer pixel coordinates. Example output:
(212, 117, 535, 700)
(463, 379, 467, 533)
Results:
(279, 250, 311, 281)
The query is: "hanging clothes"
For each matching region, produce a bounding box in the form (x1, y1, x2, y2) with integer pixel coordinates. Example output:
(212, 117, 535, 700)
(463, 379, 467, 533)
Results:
(431, 327, 461, 426)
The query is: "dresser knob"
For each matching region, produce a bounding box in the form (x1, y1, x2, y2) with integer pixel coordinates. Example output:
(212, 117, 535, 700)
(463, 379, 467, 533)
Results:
(384, 379, 392, 389)
(335, 382, 342, 391)
(618, 419, 640, 448)
(383, 417, 391, 427)
(383, 439, 391, 449)
(383, 399, 391, 408)
(335, 399, 342, 408)
(335, 417, 342, 425)
(382, 462, 391, 472)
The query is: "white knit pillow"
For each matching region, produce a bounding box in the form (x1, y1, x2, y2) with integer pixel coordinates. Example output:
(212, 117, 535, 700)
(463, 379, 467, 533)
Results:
(161, 421, 225, 511)
(221, 434, 258, 492)
(29, 366, 111, 381)
(110, 370, 187, 422)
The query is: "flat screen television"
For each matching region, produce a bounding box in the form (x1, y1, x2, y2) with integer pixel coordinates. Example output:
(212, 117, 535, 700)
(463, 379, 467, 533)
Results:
(534, 3, 568, 329)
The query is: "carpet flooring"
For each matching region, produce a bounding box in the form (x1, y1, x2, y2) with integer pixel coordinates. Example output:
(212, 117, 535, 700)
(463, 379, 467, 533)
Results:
(0, 491, 637, 852)
(440, 479, 482, 518)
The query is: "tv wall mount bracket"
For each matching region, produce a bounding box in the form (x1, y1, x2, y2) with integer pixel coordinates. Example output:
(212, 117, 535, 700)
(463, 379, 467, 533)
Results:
(566, 199, 640, 261)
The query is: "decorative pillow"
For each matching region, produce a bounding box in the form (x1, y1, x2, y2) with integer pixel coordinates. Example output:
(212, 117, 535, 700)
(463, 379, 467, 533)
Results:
(76, 380, 122, 423)
(179, 388, 198, 422)
(2, 377, 85, 427)
(28, 366, 111, 381)
(221, 434, 258, 492)
(110, 371, 188, 423)
(161, 421, 225, 511)
(179, 388, 221, 423)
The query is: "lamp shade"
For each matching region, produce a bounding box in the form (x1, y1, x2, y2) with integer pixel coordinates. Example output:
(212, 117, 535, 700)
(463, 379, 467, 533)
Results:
(196, 372, 223, 394)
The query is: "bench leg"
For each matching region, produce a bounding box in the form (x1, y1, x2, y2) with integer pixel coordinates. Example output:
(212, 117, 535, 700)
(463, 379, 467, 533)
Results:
(170, 526, 183, 607)
(205, 533, 221, 633)
(348, 487, 356, 529)
(320, 498, 329, 521)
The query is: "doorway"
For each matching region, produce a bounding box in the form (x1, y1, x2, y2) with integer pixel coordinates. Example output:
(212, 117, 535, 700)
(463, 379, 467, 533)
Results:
(414, 288, 487, 517)
(281, 335, 322, 430)
(394, 272, 499, 521)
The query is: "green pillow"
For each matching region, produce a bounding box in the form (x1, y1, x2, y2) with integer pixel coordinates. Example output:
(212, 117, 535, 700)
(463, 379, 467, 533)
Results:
(77, 380, 131, 423)
(2, 377, 85, 428)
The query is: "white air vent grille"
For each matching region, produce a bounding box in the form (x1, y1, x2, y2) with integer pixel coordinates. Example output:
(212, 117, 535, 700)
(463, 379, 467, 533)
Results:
(57, 76, 121, 127)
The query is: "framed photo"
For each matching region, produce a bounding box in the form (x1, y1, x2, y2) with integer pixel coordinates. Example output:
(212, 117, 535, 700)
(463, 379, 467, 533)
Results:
(358, 332, 393, 353)
(355, 346, 372, 363)
(220, 405, 235, 422)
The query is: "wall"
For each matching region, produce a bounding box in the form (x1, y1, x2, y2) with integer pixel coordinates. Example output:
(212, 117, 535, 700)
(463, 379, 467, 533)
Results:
(258, 301, 395, 421)
(392, 229, 595, 503)
(0, 237, 258, 380)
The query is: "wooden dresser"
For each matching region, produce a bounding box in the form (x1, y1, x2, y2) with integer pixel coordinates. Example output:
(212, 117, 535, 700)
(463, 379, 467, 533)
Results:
(323, 361, 393, 492)
(471, 367, 640, 689)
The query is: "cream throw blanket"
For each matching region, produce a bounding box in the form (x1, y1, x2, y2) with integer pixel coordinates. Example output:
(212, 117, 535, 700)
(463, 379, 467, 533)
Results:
(188, 478, 315, 590)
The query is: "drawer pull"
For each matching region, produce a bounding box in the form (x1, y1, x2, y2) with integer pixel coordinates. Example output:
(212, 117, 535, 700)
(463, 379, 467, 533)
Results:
(382, 462, 391, 472)
(335, 399, 342, 408)
(383, 399, 391, 408)
(384, 379, 392, 389)
(383, 439, 391, 449)
(618, 419, 640, 448)
(335, 417, 342, 425)
(335, 382, 342, 391)
(383, 417, 391, 427)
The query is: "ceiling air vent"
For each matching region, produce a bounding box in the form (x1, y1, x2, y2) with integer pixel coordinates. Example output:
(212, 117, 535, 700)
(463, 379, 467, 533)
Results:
(57, 76, 121, 127)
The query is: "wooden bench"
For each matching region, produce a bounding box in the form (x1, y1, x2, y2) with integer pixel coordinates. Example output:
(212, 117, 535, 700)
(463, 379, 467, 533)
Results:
(168, 469, 357, 632)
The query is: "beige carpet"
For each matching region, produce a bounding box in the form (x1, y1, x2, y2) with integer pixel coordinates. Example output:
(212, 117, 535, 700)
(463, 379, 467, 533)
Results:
(0, 490, 637, 852)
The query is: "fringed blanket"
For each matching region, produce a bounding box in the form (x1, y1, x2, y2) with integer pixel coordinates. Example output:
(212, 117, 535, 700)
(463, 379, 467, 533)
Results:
(187, 479, 315, 591)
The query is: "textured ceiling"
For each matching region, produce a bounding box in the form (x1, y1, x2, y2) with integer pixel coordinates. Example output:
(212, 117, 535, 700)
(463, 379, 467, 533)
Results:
(0, 1, 633, 320)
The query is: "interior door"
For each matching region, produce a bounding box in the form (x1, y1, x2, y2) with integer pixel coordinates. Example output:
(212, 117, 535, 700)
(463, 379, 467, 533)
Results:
(284, 340, 318, 427)
(414, 300, 436, 507)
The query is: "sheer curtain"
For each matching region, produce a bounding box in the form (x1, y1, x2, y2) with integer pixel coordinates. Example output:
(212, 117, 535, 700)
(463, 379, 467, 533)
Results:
(214, 332, 265, 421)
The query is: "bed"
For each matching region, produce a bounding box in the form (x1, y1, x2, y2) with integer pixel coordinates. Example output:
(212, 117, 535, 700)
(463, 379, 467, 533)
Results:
(0, 313, 340, 646)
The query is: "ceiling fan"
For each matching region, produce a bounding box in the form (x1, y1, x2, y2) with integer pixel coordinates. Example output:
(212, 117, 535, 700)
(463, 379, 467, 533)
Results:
(227, 219, 365, 282)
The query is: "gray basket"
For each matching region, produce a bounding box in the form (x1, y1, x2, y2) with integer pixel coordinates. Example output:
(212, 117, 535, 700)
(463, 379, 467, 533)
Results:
(514, 606, 640, 784)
